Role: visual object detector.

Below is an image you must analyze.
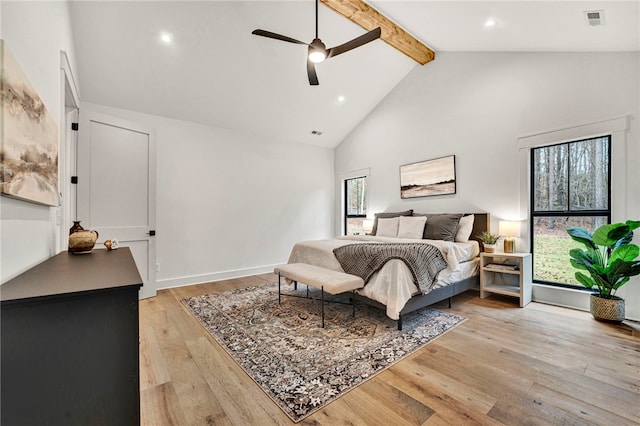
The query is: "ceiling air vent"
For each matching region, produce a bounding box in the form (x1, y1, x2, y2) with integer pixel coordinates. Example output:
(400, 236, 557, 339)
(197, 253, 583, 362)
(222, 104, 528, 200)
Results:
(584, 10, 605, 26)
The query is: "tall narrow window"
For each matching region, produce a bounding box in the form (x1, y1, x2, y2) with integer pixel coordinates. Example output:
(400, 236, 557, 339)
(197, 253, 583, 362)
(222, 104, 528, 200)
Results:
(344, 176, 367, 235)
(531, 136, 611, 288)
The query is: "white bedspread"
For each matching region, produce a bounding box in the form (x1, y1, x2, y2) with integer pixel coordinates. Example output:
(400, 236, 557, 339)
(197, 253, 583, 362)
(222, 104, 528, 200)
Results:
(286, 236, 480, 320)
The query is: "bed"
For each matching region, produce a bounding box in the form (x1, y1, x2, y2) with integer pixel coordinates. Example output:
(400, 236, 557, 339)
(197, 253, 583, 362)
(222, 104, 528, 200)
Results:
(286, 212, 489, 329)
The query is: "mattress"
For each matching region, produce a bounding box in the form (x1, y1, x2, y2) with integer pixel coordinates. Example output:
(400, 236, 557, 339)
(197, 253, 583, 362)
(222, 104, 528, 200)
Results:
(286, 236, 480, 320)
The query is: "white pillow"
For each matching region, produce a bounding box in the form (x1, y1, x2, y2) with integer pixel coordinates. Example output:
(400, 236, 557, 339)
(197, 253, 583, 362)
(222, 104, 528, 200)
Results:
(397, 216, 427, 239)
(376, 217, 399, 237)
(455, 214, 475, 242)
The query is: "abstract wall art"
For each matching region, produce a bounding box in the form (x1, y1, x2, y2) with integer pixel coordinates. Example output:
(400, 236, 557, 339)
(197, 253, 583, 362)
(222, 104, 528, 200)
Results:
(1, 39, 58, 206)
(400, 155, 456, 199)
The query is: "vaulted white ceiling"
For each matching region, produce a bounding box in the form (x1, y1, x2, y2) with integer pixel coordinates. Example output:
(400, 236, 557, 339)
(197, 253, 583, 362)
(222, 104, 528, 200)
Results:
(69, 1, 639, 149)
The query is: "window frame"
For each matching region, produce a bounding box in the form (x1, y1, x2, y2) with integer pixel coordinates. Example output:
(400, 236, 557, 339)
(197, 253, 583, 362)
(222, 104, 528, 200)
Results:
(529, 135, 612, 290)
(344, 175, 367, 236)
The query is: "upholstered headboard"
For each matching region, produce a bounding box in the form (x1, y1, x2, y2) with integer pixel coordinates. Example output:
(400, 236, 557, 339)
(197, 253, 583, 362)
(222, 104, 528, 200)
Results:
(468, 213, 490, 244)
(370, 210, 489, 242)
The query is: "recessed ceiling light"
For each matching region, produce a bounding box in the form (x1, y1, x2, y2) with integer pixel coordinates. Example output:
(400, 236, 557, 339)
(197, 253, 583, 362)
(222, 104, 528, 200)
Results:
(160, 32, 172, 44)
(484, 19, 497, 29)
(337, 95, 346, 104)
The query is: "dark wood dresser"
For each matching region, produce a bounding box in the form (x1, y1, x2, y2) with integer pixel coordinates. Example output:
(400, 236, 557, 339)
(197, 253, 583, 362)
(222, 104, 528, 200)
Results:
(1, 248, 142, 425)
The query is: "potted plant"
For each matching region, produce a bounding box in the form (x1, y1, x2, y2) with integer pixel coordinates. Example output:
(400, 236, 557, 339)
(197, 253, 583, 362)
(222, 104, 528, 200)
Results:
(477, 231, 500, 253)
(567, 220, 640, 322)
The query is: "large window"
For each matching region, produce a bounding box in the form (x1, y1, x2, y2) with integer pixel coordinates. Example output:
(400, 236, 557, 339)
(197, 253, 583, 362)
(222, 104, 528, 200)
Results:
(344, 176, 367, 235)
(531, 136, 611, 288)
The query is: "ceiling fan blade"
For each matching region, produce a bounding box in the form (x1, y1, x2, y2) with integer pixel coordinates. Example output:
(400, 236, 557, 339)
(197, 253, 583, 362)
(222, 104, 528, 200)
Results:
(251, 29, 307, 45)
(326, 27, 382, 59)
(307, 59, 319, 86)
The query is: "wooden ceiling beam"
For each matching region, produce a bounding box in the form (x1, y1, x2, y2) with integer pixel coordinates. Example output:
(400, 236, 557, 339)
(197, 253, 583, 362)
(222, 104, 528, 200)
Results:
(320, 0, 435, 65)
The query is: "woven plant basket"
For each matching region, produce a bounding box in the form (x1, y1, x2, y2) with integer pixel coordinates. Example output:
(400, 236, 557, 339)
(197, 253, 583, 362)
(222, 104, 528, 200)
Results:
(590, 294, 625, 323)
(483, 244, 496, 253)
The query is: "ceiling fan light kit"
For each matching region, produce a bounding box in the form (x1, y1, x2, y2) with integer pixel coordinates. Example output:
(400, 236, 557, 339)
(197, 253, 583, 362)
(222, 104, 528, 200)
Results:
(251, 0, 381, 85)
(308, 39, 328, 63)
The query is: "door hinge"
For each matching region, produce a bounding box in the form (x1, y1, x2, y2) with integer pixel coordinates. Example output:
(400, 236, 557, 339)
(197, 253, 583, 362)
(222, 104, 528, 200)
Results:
(147, 230, 156, 236)
(71, 176, 78, 184)
(71, 122, 79, 131)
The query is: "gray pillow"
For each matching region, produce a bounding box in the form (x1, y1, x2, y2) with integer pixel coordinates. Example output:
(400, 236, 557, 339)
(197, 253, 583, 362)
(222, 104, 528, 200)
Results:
(372, 210, 413, 235)
(422, 213, 463, 241)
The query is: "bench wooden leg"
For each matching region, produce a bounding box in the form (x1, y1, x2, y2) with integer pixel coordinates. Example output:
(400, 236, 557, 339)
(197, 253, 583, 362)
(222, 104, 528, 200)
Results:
(276, 271, 359, 328)
(278, 273, 281, 305)
(352, 290, 356, 318)
(321, 286, 325, 328)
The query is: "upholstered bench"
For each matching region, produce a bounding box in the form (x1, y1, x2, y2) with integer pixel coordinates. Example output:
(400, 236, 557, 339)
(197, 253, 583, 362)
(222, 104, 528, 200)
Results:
(274, 263, 365, 327)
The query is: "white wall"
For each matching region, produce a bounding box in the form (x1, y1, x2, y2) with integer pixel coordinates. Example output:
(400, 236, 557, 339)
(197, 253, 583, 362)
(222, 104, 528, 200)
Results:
(81, 102, 334, 293)
(335, 51, 640, 319)
(1, 1, 79, 282)
(0, 2, 333, 292)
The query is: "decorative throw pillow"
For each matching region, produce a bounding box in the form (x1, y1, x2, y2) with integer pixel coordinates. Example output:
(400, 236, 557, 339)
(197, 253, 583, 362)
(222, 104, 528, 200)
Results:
(455, 214, 475, 242)
(423, 213, 463, 241)
(376, 217, 400, 238)
(372, 210, 413, 235)
(397, 216, 427, 239)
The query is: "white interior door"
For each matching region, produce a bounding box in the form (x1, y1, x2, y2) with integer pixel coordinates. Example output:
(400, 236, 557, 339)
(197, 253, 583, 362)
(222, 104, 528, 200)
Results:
(77, 111, 156, 299)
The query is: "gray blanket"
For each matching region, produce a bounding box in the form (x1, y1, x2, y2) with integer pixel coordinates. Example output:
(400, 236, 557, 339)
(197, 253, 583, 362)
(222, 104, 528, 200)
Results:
(332, 243, 448, 293)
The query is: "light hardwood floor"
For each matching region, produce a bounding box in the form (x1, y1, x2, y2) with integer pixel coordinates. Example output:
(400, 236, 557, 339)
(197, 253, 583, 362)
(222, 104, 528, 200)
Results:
(140, 274, 640, 425)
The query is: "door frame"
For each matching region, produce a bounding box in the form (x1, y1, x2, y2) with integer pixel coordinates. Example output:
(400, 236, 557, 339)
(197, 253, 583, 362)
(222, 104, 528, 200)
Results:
(77, 110, 157, 299)
(59, 50, 80, 254)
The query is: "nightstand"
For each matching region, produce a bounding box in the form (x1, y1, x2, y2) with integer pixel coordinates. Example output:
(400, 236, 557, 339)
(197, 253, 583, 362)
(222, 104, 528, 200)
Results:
(480, 252, 532, 307)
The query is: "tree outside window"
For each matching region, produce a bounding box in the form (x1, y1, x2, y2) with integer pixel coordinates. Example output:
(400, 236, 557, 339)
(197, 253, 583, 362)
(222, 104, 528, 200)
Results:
(531, 136, 611, 287)
(345, 176, 367, 235)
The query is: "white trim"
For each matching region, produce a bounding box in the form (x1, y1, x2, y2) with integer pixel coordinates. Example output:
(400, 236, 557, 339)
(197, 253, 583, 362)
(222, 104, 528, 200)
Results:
(156, 264, 278, 290)
(532, 284, 590, 312)
(518, 115, 631, 315)
(58, 51, 80, 254)
(517, 115, 628, 149)
(60, 50, 80, 103)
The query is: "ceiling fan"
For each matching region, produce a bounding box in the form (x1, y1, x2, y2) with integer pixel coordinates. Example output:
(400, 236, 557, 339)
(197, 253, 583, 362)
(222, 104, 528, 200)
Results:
(252, 0, 381, 86)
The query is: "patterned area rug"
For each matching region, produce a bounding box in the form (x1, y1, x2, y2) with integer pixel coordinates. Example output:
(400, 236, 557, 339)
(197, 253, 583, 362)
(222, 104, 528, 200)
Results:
(182, 282, 465, 423)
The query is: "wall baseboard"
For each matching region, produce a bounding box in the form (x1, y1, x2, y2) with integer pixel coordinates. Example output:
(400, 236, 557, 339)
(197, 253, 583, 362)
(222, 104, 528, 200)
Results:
(156, 264, 278, 291)
(155, 273, 640, 322)
(532, 283, 639, 322)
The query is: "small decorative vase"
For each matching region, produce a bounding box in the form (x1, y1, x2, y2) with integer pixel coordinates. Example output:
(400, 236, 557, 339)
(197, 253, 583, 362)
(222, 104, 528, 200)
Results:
(69, 221, 84, 235)
(69, 230, 99, 254)
(590, 294, 625, 323)
(483, 243, 496, 253)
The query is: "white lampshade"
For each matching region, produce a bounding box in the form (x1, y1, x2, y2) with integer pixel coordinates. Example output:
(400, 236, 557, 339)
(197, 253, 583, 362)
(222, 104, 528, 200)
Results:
(499, 220, 520, 237)
(363, 219, 374, 233)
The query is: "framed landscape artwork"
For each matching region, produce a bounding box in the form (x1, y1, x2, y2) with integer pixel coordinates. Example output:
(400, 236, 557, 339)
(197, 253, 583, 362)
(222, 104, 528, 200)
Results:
(1, 39, 59, 206)
(400, 155, 456, 199)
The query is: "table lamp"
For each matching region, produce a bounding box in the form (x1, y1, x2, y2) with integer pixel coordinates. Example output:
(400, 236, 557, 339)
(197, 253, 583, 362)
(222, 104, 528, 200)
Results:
(499, 220, 520, 253)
